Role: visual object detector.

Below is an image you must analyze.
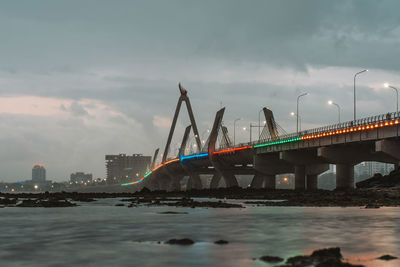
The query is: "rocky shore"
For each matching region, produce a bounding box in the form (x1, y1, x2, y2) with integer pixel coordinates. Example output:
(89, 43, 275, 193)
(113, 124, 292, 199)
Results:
(1, 187, 400, 207)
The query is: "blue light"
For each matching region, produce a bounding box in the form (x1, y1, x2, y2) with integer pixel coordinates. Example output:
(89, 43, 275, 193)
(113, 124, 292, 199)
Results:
(180, 153, 209, 162)
(17, 181, 23, 184)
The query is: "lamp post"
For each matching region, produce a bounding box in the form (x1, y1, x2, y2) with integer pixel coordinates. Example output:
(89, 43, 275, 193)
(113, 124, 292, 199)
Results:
(233, 118, 241, 146)
(354, 69, 368, 121)
(296, 92, 308, 133)
(328, 100, 341, 123)
(290, 112, 301, 132)
(384, 83, 399, 117)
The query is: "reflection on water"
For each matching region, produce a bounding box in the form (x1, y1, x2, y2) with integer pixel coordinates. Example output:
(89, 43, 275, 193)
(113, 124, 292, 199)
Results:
(0, 198, 399, 267)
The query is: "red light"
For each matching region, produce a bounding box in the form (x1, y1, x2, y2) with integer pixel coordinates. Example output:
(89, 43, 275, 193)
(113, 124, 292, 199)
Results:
(214, 146, 250, 155)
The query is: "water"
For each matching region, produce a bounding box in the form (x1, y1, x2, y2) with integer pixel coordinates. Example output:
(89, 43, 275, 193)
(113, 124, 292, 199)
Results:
(0, 198, 399, 267)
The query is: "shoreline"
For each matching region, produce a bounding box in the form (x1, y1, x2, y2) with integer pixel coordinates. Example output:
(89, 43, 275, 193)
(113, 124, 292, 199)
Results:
(1, 187, 400, 207)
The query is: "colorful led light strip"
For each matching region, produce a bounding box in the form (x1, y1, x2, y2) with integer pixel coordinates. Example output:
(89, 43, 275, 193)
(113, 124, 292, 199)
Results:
(213, 146, 252, 155)
(301, 119, 399, 140)
(180, 153, 209, 161)
(254, 137, 301, 148)
(121, 158, 180, 186)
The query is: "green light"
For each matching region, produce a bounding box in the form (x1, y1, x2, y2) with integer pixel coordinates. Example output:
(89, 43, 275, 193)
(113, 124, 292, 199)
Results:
(143, 171, 152, 178)
(254, 137, 301, 148)
(121, 182, 132, 186)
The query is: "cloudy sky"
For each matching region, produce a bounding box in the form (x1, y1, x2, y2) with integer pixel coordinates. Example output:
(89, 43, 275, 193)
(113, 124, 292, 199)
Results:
(1, 0, 400, 181)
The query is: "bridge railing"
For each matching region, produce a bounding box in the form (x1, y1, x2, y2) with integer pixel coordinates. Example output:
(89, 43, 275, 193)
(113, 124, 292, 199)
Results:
(217, 111, 399, 150)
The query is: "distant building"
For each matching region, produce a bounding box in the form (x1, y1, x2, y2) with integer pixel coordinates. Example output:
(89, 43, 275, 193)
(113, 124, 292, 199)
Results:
(355, 161, 394, 180)
(105, 154, 151, 184)
(70, 172, 93, 184)
(32, 164, 46, 183)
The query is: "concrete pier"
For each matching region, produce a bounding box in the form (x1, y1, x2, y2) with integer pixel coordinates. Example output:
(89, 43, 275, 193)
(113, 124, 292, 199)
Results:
(306, 174, 318, 190)
(336, 163, 354, 190)
(295, 165, 306, 190)
(264, 175, 276, 189)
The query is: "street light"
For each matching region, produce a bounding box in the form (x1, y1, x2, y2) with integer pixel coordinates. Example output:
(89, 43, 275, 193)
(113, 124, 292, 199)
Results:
(290, 112, 302, 131)
(233, 118, 241, 146)
(354, 69, 368, 121)
(296, 92, 308, 133)
(384, 83, 399, 117)
(328, 100, 341, 123)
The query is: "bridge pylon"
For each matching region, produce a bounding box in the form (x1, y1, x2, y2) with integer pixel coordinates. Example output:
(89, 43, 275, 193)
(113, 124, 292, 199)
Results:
(162, 83, 202, 163)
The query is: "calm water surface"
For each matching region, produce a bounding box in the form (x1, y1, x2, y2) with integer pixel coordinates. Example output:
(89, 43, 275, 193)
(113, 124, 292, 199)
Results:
(0, 198, 399, 267)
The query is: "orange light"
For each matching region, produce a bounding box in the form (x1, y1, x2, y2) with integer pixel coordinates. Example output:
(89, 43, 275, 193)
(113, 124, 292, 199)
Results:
(366, 125, 370, 129)
(358, 127, 361, 130)
(165, 158, 179, 164)
(384, 121, 389, 126)
(350, 128, 353, 132)
(214, 146, 250, 155)
(361, 126, 365, 130)
(390, 121, 393, 125)
(323, 133, 326, 136)
(380, 123, 384, 127)
(395, 120, 399, 124)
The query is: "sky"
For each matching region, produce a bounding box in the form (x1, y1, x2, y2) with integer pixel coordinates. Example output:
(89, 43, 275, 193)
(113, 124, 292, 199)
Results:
(1, 0, 400, 182)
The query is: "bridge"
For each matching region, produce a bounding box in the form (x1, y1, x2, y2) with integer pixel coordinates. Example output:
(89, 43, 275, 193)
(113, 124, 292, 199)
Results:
(122, 84, 400, 191)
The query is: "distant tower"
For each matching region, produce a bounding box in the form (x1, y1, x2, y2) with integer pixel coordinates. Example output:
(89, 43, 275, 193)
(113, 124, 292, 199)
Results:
(32, 164, 46, 183)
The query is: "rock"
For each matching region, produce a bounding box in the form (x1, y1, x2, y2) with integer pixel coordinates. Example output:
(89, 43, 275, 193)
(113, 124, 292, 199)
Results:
(158, 211, 188, 214)
(16, 198, 77, 207)
(259, 255, 283, 263)
(140, 187, 151, 193)
(214, 240, 229, 245)
(311, 247, 342, 260)
(71, 197, 96, 202)
(285, 248, 364, 267)
(365, 204, 380, 209)
(0, 198, 17, 205)
(165, 238, 194, 245)
(286, 255, 314, 266)
(377, 254, 398, 260)
(115, 203, 124, 206)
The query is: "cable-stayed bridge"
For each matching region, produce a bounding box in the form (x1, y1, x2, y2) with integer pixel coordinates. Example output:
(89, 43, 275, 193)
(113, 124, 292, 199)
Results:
(122, 84, 400, 191)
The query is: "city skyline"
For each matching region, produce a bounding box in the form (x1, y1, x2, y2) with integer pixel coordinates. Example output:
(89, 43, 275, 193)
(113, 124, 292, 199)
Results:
(1, 1, 400, 181)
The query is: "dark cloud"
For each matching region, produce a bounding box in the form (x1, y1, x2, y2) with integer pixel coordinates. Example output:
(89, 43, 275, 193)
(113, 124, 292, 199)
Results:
(0, 1, 399, 181)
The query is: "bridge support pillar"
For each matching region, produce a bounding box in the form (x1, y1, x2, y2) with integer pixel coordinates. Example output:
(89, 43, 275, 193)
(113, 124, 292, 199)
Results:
(336, 163, 354, 190)
(221, 172, 239, 188)
(250, 173, 264, 189)
(264, 175, 276, 189)
(295, 165, 306, 190)
(306, 174, 318, 190)
(210, 173, 221, 189)
(187, 174, 202, 190)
